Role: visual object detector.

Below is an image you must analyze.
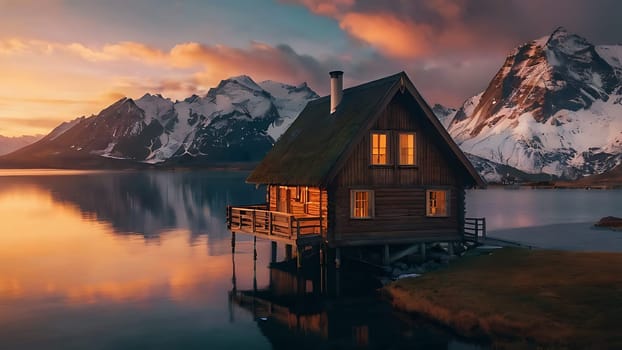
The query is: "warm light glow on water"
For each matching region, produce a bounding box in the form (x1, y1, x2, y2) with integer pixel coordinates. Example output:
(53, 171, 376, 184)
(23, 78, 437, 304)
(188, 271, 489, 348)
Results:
(0, 169, 108, 177)
(0, 171, 282, 349)
(0, 184, 246, 304)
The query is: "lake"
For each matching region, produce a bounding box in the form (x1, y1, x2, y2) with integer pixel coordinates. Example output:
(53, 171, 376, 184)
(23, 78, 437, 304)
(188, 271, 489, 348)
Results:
(1, 170, 620, 349)
(468, 187, 622, 251)
(0, 170, 486, 350)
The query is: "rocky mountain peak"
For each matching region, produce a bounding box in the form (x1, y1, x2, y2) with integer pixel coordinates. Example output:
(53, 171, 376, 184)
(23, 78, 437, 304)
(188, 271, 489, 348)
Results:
(446, 28, 622, 179)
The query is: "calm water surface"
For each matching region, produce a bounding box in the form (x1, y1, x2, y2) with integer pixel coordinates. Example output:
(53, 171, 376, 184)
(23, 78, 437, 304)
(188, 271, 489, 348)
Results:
(467, 188, 622, 232)
(0, 170, 485, 350)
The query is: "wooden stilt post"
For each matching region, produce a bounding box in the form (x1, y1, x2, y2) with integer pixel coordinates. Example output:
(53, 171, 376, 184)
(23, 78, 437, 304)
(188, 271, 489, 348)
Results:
(285, 244, 293, 260)
(335, 247, 341, 297)
(383, 244, 390, 266)
(231, 233, 237, 294)
(420, 242, 426, 261)
(253, 236, 257, 292)
(448, 241, 454, 256)
(271, 241, 277, 263)
(335, 247, 341, 269)
(296, 245, 303, 269)
(319, 244, 325, 294)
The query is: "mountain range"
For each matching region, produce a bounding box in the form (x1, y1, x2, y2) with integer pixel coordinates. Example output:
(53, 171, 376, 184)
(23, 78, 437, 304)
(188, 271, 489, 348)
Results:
(0, 76, 317, 168)
(2, 27, 621, 183)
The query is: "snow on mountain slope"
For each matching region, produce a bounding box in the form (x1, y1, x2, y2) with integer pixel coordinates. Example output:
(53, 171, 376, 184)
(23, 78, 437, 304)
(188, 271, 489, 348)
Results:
(2, 76, 318, 167)
(259, 80, 319, 139)
(447, 27, 622, 179)
(431, 104, 457, 128)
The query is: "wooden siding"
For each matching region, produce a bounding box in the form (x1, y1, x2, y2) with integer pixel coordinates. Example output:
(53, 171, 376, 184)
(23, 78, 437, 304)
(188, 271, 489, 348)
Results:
(268, 185, 328, 234)
(329, 95, 465, 245)
(334, 96, 460, 188)
(332, 187, 460, 244)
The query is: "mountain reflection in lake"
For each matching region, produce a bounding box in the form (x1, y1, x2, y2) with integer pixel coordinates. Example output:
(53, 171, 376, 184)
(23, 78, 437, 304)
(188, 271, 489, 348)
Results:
(0, 170, 483, 349)
(0, 170, 263, 240)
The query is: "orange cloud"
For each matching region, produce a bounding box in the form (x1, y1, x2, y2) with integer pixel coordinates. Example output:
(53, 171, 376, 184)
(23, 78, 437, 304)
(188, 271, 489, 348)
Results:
(0, 38, 28, 54)
(65, 41, 166, 63)
(287, 0, 477, 59)
(340, 12, 434, 59)
(426, 0, 464, 20)
(169, 41, 325, 88)
(292, 0, 356, 16)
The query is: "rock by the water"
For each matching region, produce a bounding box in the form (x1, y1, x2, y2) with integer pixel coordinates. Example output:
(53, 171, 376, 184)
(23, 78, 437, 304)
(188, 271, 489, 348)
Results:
(595, 216, 622, 229)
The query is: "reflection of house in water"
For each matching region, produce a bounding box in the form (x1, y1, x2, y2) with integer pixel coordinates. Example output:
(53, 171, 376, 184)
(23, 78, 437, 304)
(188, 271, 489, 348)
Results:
(229, 263, 468, 349)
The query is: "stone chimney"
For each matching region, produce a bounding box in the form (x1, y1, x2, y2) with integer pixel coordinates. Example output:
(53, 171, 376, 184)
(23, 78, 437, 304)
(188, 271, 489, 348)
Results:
(329, 70, 343, 114)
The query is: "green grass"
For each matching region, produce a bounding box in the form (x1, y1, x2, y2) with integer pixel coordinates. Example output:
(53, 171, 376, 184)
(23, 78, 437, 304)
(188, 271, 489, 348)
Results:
(384, 248, 622, 349)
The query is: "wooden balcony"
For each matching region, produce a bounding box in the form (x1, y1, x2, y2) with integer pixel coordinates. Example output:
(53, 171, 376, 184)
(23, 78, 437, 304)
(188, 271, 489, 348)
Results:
(226, 204, 323, 246)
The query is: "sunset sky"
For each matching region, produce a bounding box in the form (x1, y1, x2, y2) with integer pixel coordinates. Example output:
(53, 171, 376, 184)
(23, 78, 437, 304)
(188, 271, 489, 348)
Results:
(1, 0, 621, 137)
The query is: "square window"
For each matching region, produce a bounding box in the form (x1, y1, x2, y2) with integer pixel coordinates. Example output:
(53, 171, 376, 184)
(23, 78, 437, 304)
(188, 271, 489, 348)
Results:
(426, 190, 449, 217)
(350, 190, 374, 218)
(371, 133, 387, 165)
(399, 133, 415, 165)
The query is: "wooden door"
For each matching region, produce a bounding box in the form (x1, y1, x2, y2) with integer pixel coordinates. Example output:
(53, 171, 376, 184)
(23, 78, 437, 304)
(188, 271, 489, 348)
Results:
(277, 187, 290, 213)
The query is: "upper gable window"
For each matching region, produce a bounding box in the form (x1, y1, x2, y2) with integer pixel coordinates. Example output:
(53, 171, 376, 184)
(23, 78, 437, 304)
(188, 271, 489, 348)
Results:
(371, 132, 387, 165)
(399, 133, 415, 165)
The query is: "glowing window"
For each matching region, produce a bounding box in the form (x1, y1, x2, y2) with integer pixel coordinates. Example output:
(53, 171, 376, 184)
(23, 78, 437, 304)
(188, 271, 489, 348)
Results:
(399, 133, 415, 165)
(426, 190, 448, 217)
(295, 186, 309, 203)
(350, 190, 373, 219)
(371, 133, 387, 165)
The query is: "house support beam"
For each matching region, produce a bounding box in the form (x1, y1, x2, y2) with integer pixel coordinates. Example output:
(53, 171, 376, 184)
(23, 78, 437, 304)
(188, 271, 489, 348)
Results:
(383, 245, 390, 266)
(388, 243, 421, 263)
(285, 244, 293, 260)
(335, 247, 341, 269)
(271, 241, 277, 263)
(319, 244, 326, 294)
(335, 247, 341, 297)
(296, 246, 303, 269)
(420, 243, 426, 260)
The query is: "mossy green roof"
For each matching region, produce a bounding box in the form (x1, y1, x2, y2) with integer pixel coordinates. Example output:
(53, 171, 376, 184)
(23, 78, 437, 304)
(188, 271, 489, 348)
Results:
(247, 72, 484, 187)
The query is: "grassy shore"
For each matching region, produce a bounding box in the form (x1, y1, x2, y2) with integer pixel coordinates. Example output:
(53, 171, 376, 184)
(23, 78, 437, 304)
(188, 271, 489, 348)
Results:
(384, 248, 622, 349)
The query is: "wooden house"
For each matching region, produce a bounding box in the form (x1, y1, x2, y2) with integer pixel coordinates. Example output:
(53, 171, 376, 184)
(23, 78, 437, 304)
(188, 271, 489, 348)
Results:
(227, 71, 485, 263)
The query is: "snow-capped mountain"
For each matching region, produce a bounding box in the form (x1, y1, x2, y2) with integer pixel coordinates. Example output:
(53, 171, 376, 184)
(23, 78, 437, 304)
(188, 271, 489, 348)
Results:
(1, 76, 318, 167)
(431, 104, 457, 128)
(0, 134, 42, 156)
(447, 27, 622, 179)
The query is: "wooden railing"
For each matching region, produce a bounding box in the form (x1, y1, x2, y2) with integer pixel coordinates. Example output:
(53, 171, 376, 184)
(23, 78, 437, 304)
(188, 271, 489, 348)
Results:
(226, 204, 322, 241)
(464, 217, 486, 242)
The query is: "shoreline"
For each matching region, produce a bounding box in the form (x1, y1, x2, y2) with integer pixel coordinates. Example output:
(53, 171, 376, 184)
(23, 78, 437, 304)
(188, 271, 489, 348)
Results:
(383, 248, 622, 348)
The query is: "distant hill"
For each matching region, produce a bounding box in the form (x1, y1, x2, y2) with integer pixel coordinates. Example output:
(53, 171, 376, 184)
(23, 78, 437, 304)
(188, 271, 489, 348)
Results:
(0, 134, 43, 156)
(564, 163, 622, 187)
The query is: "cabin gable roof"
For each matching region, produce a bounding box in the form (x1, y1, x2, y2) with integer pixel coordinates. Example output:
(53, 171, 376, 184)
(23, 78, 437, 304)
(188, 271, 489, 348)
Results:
(246, 72, 485, 188)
